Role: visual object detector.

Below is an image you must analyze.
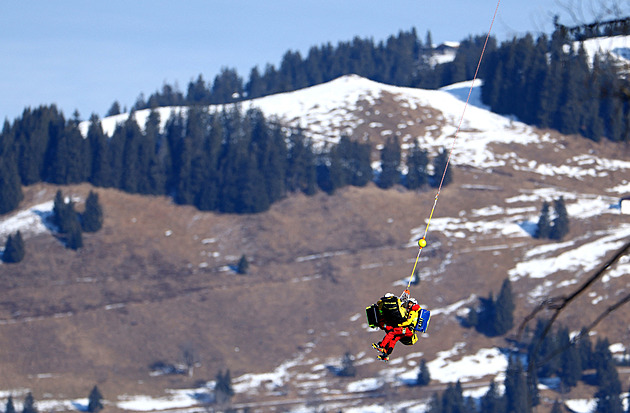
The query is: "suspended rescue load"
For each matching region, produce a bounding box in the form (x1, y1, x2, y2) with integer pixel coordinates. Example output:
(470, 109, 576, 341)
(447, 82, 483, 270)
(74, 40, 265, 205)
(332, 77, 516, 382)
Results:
(366, 287, 431, 361)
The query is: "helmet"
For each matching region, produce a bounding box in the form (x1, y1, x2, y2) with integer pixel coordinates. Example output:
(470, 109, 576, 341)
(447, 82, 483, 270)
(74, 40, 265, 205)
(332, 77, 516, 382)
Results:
(384, 293, 395, 298)
(410, 298, 418, 305)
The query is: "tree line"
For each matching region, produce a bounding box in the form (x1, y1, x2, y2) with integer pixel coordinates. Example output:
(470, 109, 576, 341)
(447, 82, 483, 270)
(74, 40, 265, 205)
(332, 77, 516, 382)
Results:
(2, 387, 103, 413)
(121, 24, 629, 146)
(0, 104, 451, 217)
(481, 29, 630, 143)
(426, 322, 630, 413)
(124, 28, 481, 113)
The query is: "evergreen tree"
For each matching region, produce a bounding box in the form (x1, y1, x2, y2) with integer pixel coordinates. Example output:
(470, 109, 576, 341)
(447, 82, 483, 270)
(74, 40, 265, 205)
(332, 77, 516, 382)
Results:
(504, 356, 530, 413)
(431, 148, 452, 188)
(13, 105, 61, 185)
(81, 191, 103, 232)
(494, 278, 515, 335)
(558, 326, 582, 389)
(67, 219, 83, 250)
(427, 392, 442, 413)
(529, 319, 562, 379)
(416, 358, 431, 386)
(106, 101, 122, 116)
(285, 131, 317, 195)
(211, 68, 244, 104)
(53, 190, 78, 233)
(5, 396, 15, 413)
(87, 114, 112, 187)
(594, 338, 622, 396)
(577, 333, 594, 371)
(138, 109, 165, 195)
(464, 304, 479, 329)
(377, 136, 401, 189)
(475, 293, 496, 336)
(550, 400, 563, 413)
(0, 156, 24, 215)
(480, 380, 504, 413)
(120, 114, 144, 193)
(236, 254, 249, 275)
(406, 141, 429, 189)
(441, 381, 466, 413)
(87, 385, 104, 413)
(316, 149, 341, 195)
(335, 136, 372, 187)
(214, 369, 234, 405)
(550, 196, 570, 240)
(338, 352, 357, 377)
(186, 74, 211, 104)
(3, 231, 25, 263)
(534, 201, 551, 239)
(22, 393, 36, 413)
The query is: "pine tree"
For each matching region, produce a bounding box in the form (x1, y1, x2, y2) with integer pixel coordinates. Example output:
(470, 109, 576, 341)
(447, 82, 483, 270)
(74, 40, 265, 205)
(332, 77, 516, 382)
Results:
(338, 352, 357, 377)
(593, 338, 623, 413)
(67, 219, 83, 250)
(22, 393, 37, 413)
(427, 393, 442, 413)
(550, 196, 570, 240)
(0, 156, 24, 215)
(534, 201, 551, 239)
(480, 380, 504, 413)
(5, 395, 15, 413)
(3, 231, 25, 263)
(431, 148, 452, 188)
(377, 136, 401, 189)
(106, 101, 122, 116)
(550, 400, 563, 413)
(87, 385, 104, 413)
(87, 114, 112, 187)
(81, 191, 103, 232)
(416, 358, 431, 386)
(406, 141, 429, 189)
(559, 326, 582, 389)
(441, 381, 466, 413)
(285, 131, 316, 195)
(53, 190, 79, 234)
(214, 369, 234, 405)
(577, 333, 594, 370)
(494, 278, 515, 335)
(236, 254, 249, 275)
(504, 356, 531, 413)
(476, 293, 496, 336)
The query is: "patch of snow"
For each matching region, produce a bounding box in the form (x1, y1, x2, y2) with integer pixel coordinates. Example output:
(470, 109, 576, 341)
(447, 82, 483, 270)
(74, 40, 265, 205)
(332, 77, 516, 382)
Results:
(0, 201, 54, 239)
(427, 344, 508, 384)
(566, 398, 597, 413)
(346, 378, 382, 393)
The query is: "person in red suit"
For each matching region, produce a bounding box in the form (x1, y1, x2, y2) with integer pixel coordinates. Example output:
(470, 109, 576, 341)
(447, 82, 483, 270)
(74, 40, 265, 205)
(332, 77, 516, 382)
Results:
(371, 293, 422, 361)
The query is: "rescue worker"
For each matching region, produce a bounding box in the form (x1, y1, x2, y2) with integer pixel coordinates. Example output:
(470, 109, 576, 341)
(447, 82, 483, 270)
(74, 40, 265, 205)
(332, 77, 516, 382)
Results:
(371, 295, 421, 361)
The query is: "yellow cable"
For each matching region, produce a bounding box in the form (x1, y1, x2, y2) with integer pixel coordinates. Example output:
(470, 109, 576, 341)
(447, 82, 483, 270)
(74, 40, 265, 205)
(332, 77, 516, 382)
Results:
(404, 0, 501, 295)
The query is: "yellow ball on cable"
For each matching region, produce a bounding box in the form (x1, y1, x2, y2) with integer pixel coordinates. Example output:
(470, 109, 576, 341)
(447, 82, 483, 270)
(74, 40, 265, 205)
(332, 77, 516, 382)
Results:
(418, 238, 427, 248)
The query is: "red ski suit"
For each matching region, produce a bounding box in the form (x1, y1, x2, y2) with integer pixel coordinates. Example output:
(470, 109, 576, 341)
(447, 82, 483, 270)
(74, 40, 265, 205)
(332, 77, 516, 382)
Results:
(380, 303, 420, 354)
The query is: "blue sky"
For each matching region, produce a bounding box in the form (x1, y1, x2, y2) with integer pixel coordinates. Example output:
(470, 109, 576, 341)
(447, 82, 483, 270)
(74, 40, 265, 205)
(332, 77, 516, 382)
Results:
(1, 1, 628, 122)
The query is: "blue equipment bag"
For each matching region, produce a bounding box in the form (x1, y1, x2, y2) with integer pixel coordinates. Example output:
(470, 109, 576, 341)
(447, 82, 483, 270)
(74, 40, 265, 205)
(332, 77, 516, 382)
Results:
(414, 309, 431, 333)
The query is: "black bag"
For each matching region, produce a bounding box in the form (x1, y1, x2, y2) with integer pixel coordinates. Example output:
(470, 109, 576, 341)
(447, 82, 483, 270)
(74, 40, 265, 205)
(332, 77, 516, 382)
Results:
(365, 304, 381, 328)
(380, 296, 405, 326)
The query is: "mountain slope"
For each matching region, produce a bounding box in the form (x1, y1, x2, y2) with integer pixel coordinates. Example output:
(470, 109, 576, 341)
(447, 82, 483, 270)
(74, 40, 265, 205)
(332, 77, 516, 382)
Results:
(5, 75, 630, 413)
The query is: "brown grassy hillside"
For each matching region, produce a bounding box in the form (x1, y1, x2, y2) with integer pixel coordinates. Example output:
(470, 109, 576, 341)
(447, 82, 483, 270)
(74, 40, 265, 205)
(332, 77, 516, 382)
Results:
(1, 94, 629, 411)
